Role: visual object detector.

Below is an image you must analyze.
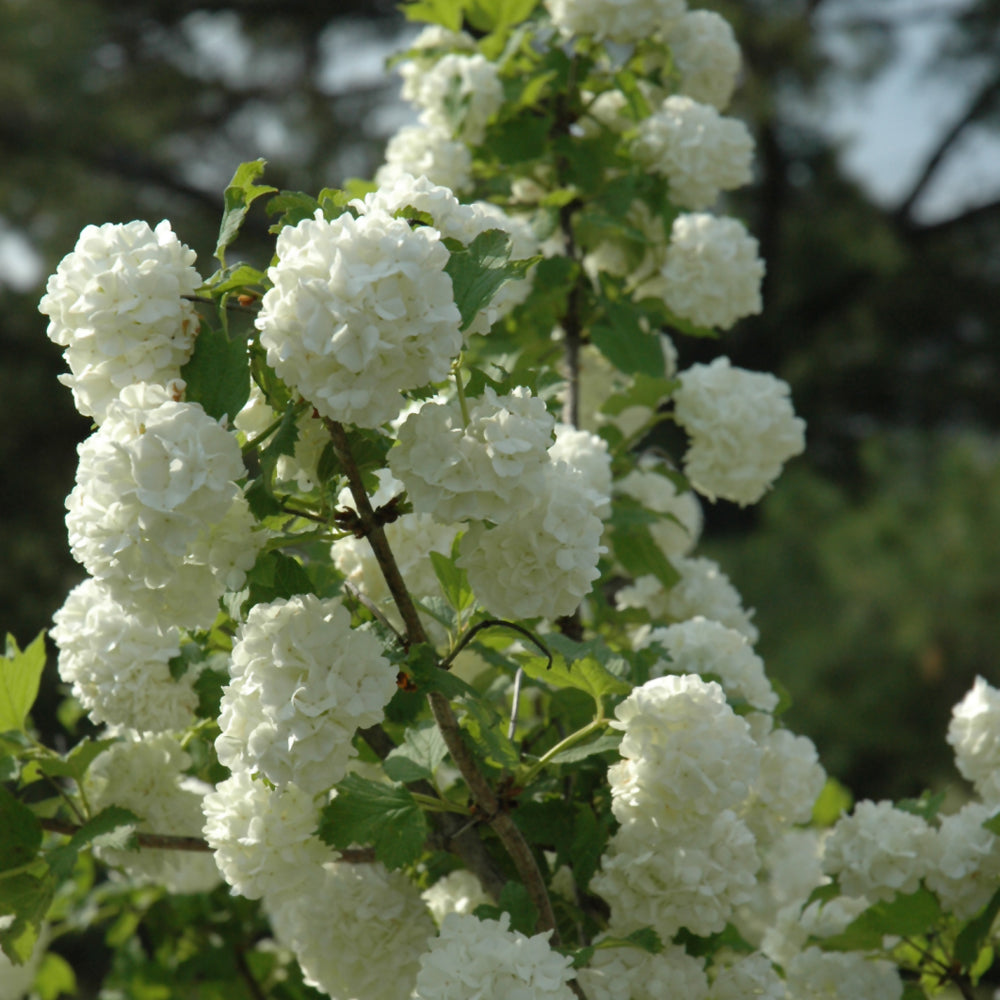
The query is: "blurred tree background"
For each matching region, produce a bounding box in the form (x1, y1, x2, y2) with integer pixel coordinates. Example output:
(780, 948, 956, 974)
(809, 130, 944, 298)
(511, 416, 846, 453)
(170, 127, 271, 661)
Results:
(3, 0, 999, 802)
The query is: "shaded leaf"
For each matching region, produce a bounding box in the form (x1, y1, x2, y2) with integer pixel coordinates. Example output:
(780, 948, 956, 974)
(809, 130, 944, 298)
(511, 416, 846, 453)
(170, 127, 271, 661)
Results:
(820, 888, 941, 952)
(0, 786, 42, 871)
(181, 325, 250, 422)
(384, 724, 449, 784)
(956, 885, 1000, 969)
(216, 159, 277, 265)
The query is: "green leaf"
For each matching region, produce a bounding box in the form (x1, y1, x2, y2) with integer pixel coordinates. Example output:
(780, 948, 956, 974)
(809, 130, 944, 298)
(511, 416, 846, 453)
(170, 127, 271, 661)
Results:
(956, 885, 1000, 969)
(546, 731, 621, 766)
(445, 229, 538, 333)
(463, 0, 538, 32)
(0, 871, 55, 964)
(28, 737, 114, 783)
(812, 777, 853, 827)
(590, 302, 666, 377)
(399, 0, 464, 32)
(244, 550, 314, 608)
(0, 632, 47, 734)
(611, 522, 681, 593)
(897, 789, 946, 823)
(496, 880, 538, 936)
(429, 538, 475, 613)
(519, 634, 632, 706)
(318, 774, 428, 870)
(599, 373, 677, 417)
(384, 724, 449, 784)
(982, 810, 1000, 836)
(266, 190, 321, 232)
(202, 262, 266, 296)
(460, 697, 520, 771)
(35, 952, 76, 1000)
(215, 158, 277, 265)
(405, 643, 482, 702)
(180, 325, 250, 422)
(820, 888, 941, 952)
(0, 786, 42, 872)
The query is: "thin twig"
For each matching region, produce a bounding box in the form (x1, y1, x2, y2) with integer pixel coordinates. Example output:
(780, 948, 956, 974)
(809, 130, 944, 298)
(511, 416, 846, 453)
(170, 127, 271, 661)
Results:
(440, 618, 552, 672)
(508, 668, 525, 741)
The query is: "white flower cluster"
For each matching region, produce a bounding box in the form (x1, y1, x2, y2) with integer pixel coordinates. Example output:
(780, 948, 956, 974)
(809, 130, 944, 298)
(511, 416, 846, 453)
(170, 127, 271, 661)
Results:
(421, 869, 493, 925)
(633, 96, 754, 210)
(593, 676, 763, 938)
(376, 122, 474, 193)
(545, 0, 686, 44)
(710, 953, 786, 1000)
(947, 675, 1000, 803)
(414, 912, 577, 999)
(201, 770, 336, 902)
(579, 940, 709, 1000)
(673, 356, 806, 506)
(216, 594, 397, 794)
(666, 10, 742, 111)
(65, 382, 260, 629)
(925, 801, 1000, 919)
(256, 209, 462, 428)
(390, 387, 555, 524)
(785, 948, 903, 1000)
(645, 213, 764, 331)
(51, 578, 196, 732)
(39, 220, 201, 423)
(270, 860, 436, 1000)
(86, 734, 220, 894)
(550, 423, 613, 518)
(615, 460, 702, 560)
(400, 52, 503, 145)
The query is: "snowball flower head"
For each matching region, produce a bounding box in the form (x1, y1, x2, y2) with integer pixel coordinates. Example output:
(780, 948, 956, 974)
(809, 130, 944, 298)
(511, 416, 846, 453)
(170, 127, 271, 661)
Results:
(656, 213, 764, 330)
(414, 912, 577, 1000)
(947, 676, 1000, 803)
(633, 96, 754, 210)
(667, 10, 742, 111)
(270, 861, 435, 1000)
(578, 938, 708, 1000)
(421, 869, 493, 925)
(549, 423, 612, 518)
(925, 801, 1000, 919)
(615, 461, 702, 558)
(710, 953, 785, 1000)
(376, 121, 473, 194)
(216, 595, 397, 794)
(389, 387, 555, 525)
(545, 0, 687, 44)
(256, 209, 462, 428)
(51, 577, 196, 732)
(39, 219, 201, 423)
(785, 947, 903, 1000)
(202, 770, 336, 903)
(673, 356, 806, 505)
(458, 460, 605, 619)
(822, 800, 935, 901)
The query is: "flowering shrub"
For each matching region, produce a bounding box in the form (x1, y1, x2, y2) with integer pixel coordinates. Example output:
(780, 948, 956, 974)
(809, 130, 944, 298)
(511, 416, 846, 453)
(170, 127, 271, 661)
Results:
(3, 2, 999, 999)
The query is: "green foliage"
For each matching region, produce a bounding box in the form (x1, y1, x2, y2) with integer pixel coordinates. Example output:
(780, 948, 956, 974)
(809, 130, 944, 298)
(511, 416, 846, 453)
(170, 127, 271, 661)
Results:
(216, 159, 278, 266)
(180, 323, 251, 423)
(0, 632, 47, 734)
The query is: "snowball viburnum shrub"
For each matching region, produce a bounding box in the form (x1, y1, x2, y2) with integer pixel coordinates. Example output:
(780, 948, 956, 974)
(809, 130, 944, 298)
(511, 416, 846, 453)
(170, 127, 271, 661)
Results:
(22, 3, 997, 999)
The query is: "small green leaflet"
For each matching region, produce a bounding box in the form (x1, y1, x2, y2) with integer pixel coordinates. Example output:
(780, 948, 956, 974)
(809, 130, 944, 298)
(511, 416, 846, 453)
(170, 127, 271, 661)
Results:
(589, 299, 666, 377)
(384, 724, 449, 784)
(47, 805, 140, 880)
(956, 885, 1000, 969)
(429, 543, 475, 614)
(0, 632, 46, 734)
(819, 888, 941, 952)
(180, 324, 250, 422)
(0, 872, 55, 965)
(0, 787, 42, 872)
(463, 0, 539, 33)
(215, 158, 277, 266)
(445, 229, 539, 332)
(400, 0, 463, 32)
(518, 634, 631, 707)
(545, 731, 621, 766)
(318, 775, 428, 871)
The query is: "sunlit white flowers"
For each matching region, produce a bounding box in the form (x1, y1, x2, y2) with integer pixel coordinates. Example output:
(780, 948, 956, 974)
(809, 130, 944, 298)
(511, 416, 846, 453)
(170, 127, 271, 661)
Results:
(545, 0, 686, 44)
(947, 675, 1000, 803)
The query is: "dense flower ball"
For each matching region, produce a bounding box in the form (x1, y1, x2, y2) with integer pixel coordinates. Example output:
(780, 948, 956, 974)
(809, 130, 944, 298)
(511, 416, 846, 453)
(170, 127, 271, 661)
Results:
(673, 357, 806, 505)
(947, 676, 1000, 803)
(615, 461, 702, 559)
(785, 947, 903, 1000)
(457, 460, 605, 619)
(549, 423, 613, 518)
(593, 810, 760, 939)
(608, 674, 761, 829)
(400, 52, 503, 145)
(822, 800, 935, 901)
(270, 861, 435, 1000)
(216, 595, 396, 794)
(545, 0, 686, 44)
(202, 770, 336, 902)
(65, 382, 257, 629)
(51, 577, 196, 732)
(414, 912, 577, 1000)
(654, 213, 764, 330)
(709, 953, 785, 1000)
(667, 10, 742, 111)
(39, 220, 201, 423)
(633, 97, 754, 210)
(86, 734, 220, 893)
(637, 616, 776, 712)
(925, 801, 1000, 919)
(256, 209, 462, 428)
(579, 939, 709, 1000)
(421, 870, 493, 925)
(376, 122, 473, 193)
(389, 388, 555, 525)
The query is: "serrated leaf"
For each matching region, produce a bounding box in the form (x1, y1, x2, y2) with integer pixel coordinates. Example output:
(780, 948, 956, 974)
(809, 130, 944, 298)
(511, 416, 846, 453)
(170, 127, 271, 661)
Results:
(181, 325, 250, 422)
(445, 229, 538, 332)
(820, 888, 941, 952)
(216, 158, 277, 265)
(1, 632, 47, 734)
(518, 634, 632, 706)
(384, 724, 449, 784)
(266, 190, 321, 232)
(956, 885, 1000, 969)
(202, 262, 266, 296)
(0, 786, 42, 871)
(318, 775, 428, 870)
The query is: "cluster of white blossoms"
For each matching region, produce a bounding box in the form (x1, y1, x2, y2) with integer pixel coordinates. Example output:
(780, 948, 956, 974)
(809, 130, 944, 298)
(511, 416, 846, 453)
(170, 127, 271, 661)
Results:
(947, 675, 1000, 803)
(86, 735, 220, 894)
(616, 459, 702, 559)
(51, 578, 196, 732)
(414, 912, 576, 1000)
(579, 939, 709, 1000)
(633, 96, 754, 211)
(545, 0, 685, 43)
(65, 382, 260, 629)
(376, 122, 473, 193)
(673, 356, 807, 506)
(256, 209, 462, 429)
(39, 219, 202, 423)
(421, 869, 493, 925)
(216, 594, 397, 794)
(269, 861, 436, 1000)
(666, 10, 742, 111)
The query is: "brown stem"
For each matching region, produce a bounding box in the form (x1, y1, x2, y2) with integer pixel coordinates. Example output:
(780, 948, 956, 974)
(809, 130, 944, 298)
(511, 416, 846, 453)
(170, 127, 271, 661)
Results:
(328, 418, 562, 939)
